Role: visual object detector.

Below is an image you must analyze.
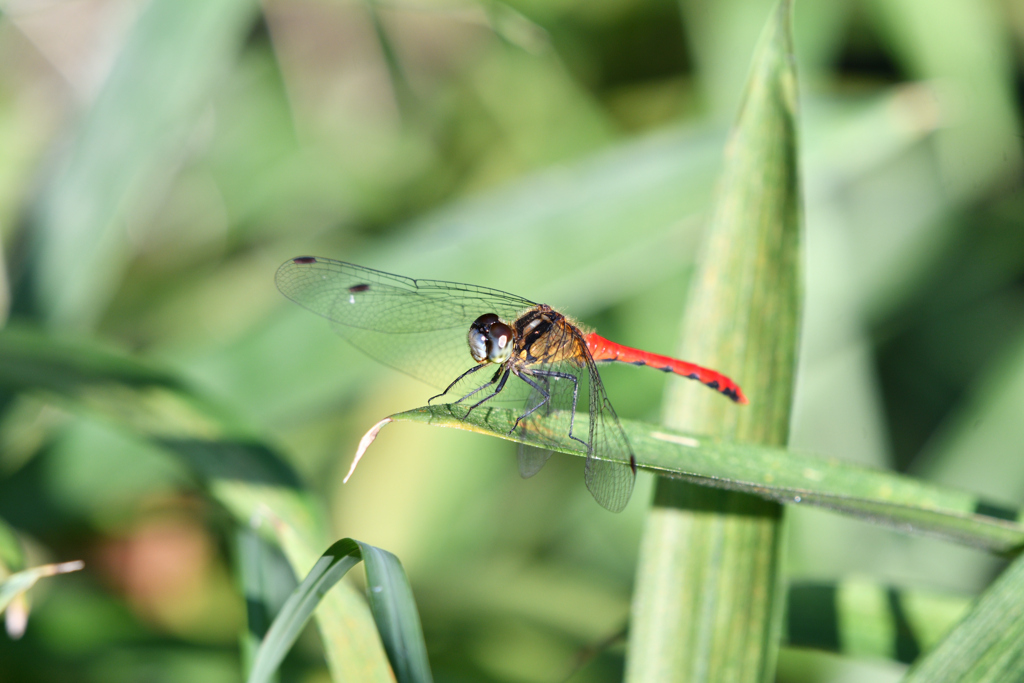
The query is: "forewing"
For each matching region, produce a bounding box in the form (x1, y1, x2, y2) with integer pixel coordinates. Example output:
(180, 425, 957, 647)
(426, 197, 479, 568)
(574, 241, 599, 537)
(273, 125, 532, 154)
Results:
(275, 257, 535, 389)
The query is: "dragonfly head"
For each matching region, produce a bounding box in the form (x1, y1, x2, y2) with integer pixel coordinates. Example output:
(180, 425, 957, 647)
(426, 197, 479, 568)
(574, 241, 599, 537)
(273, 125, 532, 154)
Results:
(468, 314, 514, 364)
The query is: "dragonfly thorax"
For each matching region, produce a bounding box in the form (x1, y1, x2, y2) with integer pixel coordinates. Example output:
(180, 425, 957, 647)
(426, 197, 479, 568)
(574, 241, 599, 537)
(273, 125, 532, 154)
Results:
(468, 313, 514, 364)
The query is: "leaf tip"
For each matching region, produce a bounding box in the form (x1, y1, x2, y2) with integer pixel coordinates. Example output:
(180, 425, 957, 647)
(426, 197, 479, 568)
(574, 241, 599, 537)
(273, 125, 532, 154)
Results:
(344, 418, 394, 483)
(5, 594, 28, 639)
(47, 560, 85, 576)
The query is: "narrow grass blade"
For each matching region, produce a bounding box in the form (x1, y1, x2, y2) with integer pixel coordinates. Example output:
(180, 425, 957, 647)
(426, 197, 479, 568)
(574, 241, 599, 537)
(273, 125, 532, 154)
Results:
(363, 0, 415, 119)
(900, 551, 1024, 682)
(247, 540, 361, 683)
(360, 542, 432, 683)
(248, 537, 432, 683)
(0, 516, 24, 574)
(382, 405, 1024, 553)
(237, 525, 296, 680)
(32, 0, 259, 329)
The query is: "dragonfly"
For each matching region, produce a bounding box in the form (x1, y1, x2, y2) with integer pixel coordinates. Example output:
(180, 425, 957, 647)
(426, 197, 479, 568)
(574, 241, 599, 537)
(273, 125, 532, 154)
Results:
(276, 256, 747, 512)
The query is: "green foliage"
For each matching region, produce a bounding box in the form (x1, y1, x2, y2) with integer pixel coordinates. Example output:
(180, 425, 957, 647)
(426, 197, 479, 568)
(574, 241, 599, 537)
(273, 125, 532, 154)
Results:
(0, 0, 1022, 681)
(247, 537, 430, 683)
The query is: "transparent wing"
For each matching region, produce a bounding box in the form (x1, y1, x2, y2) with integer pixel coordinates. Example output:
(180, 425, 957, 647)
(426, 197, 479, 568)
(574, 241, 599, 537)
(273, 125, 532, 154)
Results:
(275, 256, 536, 389)
(582, 365, 636, 513)
(517, 376, 554, 479)
(509, 326, 636, 512)
(517, 445, 554, 479)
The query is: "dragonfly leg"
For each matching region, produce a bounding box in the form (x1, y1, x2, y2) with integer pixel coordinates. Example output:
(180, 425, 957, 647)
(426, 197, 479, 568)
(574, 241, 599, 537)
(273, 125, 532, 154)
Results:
(464, 368, 511, 416)
(429, 363, 489, 404)
(515, 370, 587, 451)
(520, 370, 585, 450)
(512, 372, 549, 434)
(453, 366, 505, 408)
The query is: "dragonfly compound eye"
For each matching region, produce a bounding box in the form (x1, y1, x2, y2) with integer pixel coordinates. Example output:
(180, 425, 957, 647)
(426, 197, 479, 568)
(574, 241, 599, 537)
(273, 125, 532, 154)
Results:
(468, 314, 514, 364)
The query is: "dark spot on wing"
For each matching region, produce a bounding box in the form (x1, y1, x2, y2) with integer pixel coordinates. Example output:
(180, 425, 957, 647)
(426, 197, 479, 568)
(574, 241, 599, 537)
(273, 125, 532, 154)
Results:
(349, 283, 371, 293)
(293, 256, 317, 264)
(629, 455, 637, 474)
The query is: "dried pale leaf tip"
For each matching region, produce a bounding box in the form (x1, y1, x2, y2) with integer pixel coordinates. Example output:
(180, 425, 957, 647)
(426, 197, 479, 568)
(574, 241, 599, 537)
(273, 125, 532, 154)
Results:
(650, 432, 701, 448)
(46, 560, 85, 576)
(344, 418, 394, 484)
(5, 593, 28, 639)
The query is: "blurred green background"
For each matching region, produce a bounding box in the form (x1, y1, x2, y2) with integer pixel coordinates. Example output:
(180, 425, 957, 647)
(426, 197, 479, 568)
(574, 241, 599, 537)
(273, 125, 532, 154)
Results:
(0, 0, 1022, 681)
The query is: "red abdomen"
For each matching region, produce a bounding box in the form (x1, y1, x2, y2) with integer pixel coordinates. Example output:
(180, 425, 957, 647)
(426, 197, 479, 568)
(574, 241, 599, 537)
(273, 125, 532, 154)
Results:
(584, 333, 748, 404)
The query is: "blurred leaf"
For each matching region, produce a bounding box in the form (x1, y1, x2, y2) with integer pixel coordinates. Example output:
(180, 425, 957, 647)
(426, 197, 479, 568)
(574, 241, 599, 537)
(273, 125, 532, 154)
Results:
(917, 329, 1024, 504)
(0, 516, 23, 574)
(864, 0, 1021, 200)
(901, 551, 1024, 682)
(0, 560, 83, 638)
(237, 525, 296, 680)
(479, 1, 550, 53)
(380, 405, 1024, 553)
(363, 0, 415, 120)
(248, 535, 430, 683)
(790, 0, 855, 79)
(0, 324, 188, 393)
(679, 0, 778, 117)
(0, 325, 395, 681)
(33, 0, 260, 330)
(785, 580, 970, 663)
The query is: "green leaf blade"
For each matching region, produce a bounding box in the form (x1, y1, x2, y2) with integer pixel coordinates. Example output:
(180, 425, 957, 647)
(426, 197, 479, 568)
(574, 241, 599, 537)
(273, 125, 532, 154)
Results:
(247, 537, 432, 683)
(357, 541, 433, 683)
(626, 2, 802, 680)
(247, 539, 363, 683)
(386, 405, 1024, 553)
(901, 551, 1024, 682)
